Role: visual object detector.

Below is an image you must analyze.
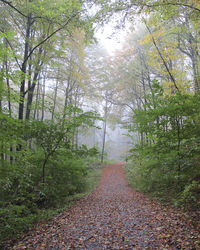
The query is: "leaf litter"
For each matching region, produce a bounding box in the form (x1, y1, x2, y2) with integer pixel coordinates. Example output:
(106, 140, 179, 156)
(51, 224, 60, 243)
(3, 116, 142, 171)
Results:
(8, 163, 200, 249)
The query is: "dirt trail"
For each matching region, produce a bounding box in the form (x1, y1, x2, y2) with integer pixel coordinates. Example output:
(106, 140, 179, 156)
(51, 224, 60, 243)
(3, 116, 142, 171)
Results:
(12, 163, 199, 249)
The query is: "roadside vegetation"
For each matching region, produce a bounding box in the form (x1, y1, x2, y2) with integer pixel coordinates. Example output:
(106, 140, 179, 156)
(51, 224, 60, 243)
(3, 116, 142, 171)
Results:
(0, 110, 104, 243)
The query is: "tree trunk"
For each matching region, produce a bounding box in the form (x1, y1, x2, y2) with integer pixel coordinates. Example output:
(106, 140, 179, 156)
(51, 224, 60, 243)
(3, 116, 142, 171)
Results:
(0, 63, 3, 112)
(26, 48, 44, 120)
(63, 77, 71, 120)
(41, 71, 46, 121)
(26, 71, 40, 119)
(192, 56, 200, 92)
(25, 58, 32, 119)
(36, 81, 41, 120)
(4, 39, 12, 115)
(18, 13, 32, 120)
(51, 77, 58, 121)
(33, 79, 40, 120)
(101, 96, 108, 163)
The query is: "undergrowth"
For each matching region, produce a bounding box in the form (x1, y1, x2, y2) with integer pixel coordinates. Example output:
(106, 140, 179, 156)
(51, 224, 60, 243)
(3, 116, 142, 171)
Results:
(124, 159, 200, 210)
(0, 158, 103, 246)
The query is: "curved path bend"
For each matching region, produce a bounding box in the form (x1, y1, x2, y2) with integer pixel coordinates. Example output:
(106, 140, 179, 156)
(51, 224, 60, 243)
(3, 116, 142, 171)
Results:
(12, 163, 199, 249)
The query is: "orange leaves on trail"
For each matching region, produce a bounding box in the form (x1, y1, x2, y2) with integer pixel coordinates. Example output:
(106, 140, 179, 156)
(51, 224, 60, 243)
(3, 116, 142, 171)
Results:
(11, 163, 200, 249)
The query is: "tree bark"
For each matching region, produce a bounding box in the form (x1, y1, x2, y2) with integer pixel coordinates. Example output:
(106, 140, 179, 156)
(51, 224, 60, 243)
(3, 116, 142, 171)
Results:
(41, 71, 46, 121)
(25, 60, 43, 119)
(101, 94, 108, 163)
(18, 13, 32, 120)
(51, 76, 59, 121)
(33, 78, 40, 120)
(4, 39, 12, 115)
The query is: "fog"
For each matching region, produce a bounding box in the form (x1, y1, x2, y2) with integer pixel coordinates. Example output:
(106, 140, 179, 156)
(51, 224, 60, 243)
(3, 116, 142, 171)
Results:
(78, 121, 133, 161)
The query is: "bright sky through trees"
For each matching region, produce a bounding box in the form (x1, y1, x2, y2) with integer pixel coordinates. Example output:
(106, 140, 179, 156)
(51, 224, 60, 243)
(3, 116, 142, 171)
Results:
(95, 21, 128, 54)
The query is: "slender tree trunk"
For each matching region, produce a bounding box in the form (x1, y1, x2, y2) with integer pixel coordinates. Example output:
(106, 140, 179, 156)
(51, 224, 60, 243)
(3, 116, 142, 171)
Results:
(75, 127, 78, 150)
(4, 39, 12, 115)
(186, 25, 200, 92)
(25, 58, 32, 119)
(175, 115, 182, 190)
(36, 82, 41, 120)
(26, 71, 40, 119)
(192, 57, 200, 92)
(33, 79, 40, 120)
(0, 62, 3, 112)
(18, 13, 32, 120)
(101, 96, 108, 163)
(41, 71, 46, 121)
(177, 27, 200, 92)
(26, 48, 44, 120)
(51, 77, 58, 121)
(42, 156, 49, 183)
(73, 87, 80, 150)
(101, 118, 107, 163)
(143, 19, 179, 91)
(3, 39, 14, 160)
(6, 67, 11, 115)
(63, 78, 71, 120)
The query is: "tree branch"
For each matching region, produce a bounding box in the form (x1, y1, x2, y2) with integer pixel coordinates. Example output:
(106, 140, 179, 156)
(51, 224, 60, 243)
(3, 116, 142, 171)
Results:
(143, 2, 200, 13)
(0, 0, 28, 17)
(0, 0, 75, 21)
(23, 12, 78, 66)
(143, 19, 179, 91)
(0, 34, 22, 70)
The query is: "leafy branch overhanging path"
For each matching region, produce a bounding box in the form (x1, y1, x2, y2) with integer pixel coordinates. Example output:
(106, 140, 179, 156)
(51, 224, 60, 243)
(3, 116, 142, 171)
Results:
(12, 163, 200, 249)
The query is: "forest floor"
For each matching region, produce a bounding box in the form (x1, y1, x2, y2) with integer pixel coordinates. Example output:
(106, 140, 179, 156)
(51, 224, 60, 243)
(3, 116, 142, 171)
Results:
(9, 163, 200, 249)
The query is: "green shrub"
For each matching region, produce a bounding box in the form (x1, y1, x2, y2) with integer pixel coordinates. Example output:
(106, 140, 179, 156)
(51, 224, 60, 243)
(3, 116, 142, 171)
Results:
(176, 181, 200, 209)
(0, 205, 37, 241)
(0, 107, 102, 243)
(125, 84, 200, 208)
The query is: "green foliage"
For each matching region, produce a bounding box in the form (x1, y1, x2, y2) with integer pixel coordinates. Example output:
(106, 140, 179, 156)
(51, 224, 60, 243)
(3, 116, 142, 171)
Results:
(126, 81, 200, 208)
(0, 205, 38, 241)
(76, 144, 100, 158)
(176, 181, 200, 209)
(0, 0, 103, 244)
(0, 153, 102, 243)
(0, 105, 102, 243)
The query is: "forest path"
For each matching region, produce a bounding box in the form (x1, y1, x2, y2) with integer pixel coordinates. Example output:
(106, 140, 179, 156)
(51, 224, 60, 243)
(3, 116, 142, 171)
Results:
(13, 163, 199, 249)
